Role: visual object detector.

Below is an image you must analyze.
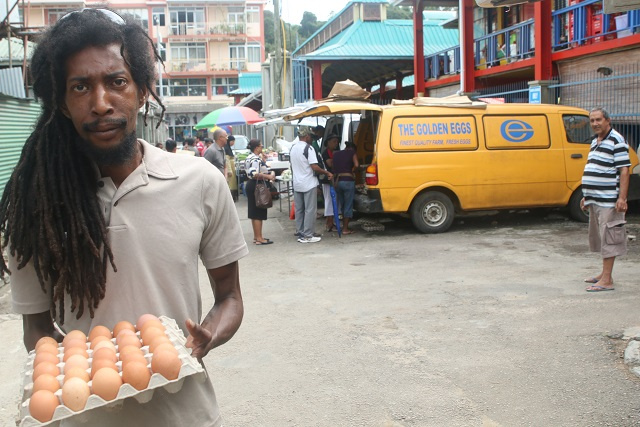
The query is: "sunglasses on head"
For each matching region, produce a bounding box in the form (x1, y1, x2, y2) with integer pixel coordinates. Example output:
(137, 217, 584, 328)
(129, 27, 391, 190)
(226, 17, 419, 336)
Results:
(59, 8, 125, 25)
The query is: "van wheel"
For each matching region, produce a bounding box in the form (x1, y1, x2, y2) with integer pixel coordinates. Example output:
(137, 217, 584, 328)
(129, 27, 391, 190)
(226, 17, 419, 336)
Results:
(411, 192, 455, 233)
(568, 190, 589, 223)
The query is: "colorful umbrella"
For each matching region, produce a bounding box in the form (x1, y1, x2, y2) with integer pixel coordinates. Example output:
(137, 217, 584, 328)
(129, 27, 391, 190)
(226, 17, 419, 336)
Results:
(195, 106, 263, 129)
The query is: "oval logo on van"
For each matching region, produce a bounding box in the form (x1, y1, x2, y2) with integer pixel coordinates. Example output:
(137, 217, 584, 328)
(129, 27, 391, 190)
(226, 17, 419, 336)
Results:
(500, 120, 534, 142)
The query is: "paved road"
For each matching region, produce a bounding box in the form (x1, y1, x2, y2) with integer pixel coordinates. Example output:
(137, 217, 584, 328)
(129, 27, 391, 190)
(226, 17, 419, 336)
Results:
(2, 200, 639, 426)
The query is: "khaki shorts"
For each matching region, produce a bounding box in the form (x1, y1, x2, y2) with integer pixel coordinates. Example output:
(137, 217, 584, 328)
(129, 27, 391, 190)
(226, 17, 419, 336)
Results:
(588, 204, 627, 258)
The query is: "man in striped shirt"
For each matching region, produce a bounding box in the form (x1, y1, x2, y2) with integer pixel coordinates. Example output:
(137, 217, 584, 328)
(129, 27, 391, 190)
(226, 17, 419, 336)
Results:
(580, 107, 630, 292)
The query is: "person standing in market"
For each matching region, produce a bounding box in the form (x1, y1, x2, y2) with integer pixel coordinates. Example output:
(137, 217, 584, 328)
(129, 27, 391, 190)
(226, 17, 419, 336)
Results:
(0, 9, 248, 427)
(204, 128, 228, 176)
(332, 141, 360, 235)
(289, 129, 333, 243)
(580, 107, 630, 292)
(321, 134, 340, 232)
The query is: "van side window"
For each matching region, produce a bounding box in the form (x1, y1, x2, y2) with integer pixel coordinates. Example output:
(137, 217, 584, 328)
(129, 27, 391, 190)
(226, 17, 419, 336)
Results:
(563, 115, 592, 144)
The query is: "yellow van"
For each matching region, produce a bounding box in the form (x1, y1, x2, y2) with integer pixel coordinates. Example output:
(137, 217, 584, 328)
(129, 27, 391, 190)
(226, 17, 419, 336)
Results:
(286, 100, 640, 233)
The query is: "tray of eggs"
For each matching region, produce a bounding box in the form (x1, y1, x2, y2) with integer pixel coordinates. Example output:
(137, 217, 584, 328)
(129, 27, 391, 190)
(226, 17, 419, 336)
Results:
(18, 314, 205, 426)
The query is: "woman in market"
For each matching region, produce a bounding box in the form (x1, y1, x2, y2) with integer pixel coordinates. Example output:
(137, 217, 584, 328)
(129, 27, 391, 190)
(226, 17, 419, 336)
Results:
(245, 139, 275, 245)
(225, 135, 238, 201)
(332, 141, 359, 235)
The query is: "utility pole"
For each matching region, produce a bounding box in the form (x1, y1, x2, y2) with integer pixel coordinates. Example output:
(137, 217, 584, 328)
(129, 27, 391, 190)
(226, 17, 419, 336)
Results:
(273, 0, 282, 109)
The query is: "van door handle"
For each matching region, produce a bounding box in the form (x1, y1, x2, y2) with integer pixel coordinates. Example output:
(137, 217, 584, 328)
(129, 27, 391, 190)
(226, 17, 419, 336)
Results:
(571, 154, 583, 159)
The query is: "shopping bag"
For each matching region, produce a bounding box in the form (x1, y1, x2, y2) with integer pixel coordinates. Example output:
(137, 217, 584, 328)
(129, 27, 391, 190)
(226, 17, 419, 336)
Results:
(290, 201, 295, 220)
(254, 180, 273, 209)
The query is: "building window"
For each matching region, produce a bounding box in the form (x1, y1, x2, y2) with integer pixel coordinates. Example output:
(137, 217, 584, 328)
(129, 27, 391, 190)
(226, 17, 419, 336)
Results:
(229, 44, 246, 70)
(246, 6, 260, 24)
(247, 44, 261, 63)
(169, 42, 206, 72)
(169, 7, 205, 35)
(152, 8, 166, 27)
(115, 9, 149, 30)
(228, 6, 245, 24)
(166, 78, 207, 97)
(212, 77, 239, 95)
(47, 9, 72, 24)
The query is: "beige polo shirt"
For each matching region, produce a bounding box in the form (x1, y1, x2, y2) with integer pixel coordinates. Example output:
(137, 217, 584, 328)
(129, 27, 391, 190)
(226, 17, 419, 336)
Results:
(11, 141, 248, 426)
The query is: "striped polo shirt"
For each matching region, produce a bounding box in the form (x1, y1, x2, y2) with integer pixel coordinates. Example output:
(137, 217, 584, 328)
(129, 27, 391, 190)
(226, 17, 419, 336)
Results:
(582, 128, 630, 208)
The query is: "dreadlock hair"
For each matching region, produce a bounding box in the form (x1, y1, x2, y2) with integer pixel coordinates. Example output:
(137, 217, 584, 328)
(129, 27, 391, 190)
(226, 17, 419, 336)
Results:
(0, 9, 165, 324)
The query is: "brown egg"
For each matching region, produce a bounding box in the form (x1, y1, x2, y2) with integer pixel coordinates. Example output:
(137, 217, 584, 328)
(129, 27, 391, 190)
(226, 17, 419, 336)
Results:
(90, 359, 118, 378)
(33, 362, 60, 381)
(63, 367, 90, 383)
(112, 321, 135, 338)
(34, 351, 60, 367)
(117, 334, 142, 349)
(122, 361, 151, 390)
(35, 337, 58, 351)
(90, 335, 111, 349)
(120, 351, 147, 367)
(36, 343, 60, 356)
(149, 336, 172, 353)
(92, 340, 117, 354)
(139, 319, 165, 335)
(151, 350, 182, 381)
(92, 347, 118, 364)
(88, 325, 112, 343)
(62, 330, 87, 346)
(136, 314, 159, 332)
(63, 346, 88, 362)
(152, 342, 179, 356)
(63, 338, 87, 351)
(140, 327, 165, 346)
(61, 377, 90, 412)
(92, 367, 123, 401)
(32, 374, 60, 394)
(118, 345, 143, 361)
(64, 354, 89, 373)
(29, 389, 59, 422)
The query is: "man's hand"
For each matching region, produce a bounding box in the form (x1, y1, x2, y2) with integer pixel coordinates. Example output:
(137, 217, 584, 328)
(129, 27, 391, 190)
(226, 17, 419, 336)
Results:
(185, 318, 213, 360)
(184, 262, 243, 361)
(615, 197, 628, 213)
(580, 197, 585, 210)
(326, 172, 334, 181)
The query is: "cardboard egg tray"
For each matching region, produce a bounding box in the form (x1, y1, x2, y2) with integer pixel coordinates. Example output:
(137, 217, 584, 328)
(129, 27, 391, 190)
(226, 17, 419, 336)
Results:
(18, 316, 206, 426)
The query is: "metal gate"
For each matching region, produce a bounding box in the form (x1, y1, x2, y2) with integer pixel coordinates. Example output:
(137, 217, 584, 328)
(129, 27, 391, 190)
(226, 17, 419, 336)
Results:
(0, 94, 41, 196)
(292, 59, 311, 104)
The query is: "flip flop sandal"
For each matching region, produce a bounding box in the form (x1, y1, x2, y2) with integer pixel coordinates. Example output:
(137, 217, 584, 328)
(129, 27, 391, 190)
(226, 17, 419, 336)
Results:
(583, 277, 599, 284)
(254, 240, 274, 245)
(586, 285, 614, 292)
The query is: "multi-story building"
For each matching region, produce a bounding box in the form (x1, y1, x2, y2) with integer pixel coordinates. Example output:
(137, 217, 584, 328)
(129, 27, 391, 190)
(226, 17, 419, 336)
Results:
(18, 0, 265, 142)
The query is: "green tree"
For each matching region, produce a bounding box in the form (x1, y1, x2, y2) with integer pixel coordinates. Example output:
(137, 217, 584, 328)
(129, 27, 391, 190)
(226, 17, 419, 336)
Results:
(298, 11, 322, 40)
(264, 9, 275, 55)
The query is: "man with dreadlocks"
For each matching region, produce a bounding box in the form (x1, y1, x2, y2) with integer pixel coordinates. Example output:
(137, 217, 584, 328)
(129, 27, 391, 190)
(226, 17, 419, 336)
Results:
(0, 9, 248, 426)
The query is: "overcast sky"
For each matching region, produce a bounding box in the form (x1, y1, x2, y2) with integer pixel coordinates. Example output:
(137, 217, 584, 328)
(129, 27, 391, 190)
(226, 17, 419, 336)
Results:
(266, 0, 354, 25)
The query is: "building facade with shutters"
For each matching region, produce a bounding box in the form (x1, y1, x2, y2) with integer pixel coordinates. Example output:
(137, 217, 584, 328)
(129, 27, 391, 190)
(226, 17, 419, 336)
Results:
(18, 0, 266, 142)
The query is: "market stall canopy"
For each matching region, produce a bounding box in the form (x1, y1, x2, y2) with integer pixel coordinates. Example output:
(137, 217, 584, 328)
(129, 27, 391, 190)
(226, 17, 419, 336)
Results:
(254, 116, 327, 129)
(283, 102, 383, 122)
(195, 106, 263, 129)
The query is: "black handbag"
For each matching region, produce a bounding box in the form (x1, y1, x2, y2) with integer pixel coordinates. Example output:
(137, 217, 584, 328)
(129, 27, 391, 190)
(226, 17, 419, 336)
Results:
(254, 179, 273, 209)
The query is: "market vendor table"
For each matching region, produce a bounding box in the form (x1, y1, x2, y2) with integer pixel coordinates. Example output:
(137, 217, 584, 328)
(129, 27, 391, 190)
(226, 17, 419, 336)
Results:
(275, 177, 292, 215)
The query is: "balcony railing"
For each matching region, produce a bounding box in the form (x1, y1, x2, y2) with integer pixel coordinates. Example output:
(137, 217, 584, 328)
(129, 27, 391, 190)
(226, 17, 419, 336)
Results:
(475, 19, 534, 67)
(168, 21, 246, 37)
(164, 58, 249, 73)
(552, 0, 640, 49)
(425, 46, 460, 79)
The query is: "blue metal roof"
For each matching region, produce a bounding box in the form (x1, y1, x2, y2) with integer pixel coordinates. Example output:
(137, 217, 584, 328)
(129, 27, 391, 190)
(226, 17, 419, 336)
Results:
(297, 15, 459, 60)
(229, 72, 262, 95)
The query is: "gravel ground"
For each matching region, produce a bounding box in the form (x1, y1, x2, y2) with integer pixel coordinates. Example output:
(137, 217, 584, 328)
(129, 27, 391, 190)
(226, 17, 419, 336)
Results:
(1, 202, 639, 426)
